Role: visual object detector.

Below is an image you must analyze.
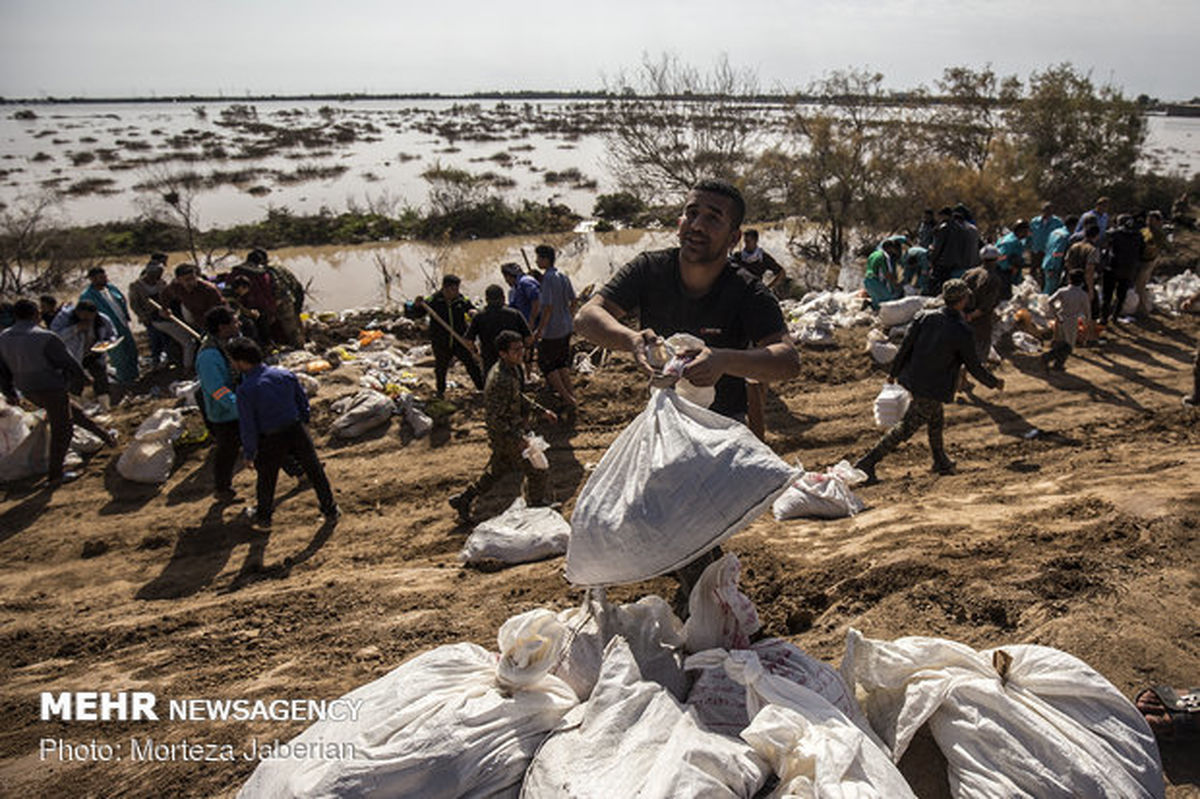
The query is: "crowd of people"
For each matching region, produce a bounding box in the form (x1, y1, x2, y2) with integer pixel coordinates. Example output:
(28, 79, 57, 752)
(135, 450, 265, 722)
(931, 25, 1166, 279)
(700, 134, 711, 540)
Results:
(0, 182, 1196, 544)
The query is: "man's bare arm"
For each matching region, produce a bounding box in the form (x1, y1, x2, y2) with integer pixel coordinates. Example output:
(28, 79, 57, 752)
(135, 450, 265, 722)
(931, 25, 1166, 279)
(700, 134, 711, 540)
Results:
(574, 294, 654, 373)
(682, 330, 800, 386)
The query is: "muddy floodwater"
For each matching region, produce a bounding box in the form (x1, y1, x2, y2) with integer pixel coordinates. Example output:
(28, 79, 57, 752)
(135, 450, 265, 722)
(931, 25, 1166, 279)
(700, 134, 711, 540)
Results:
(2, 99, 1198, 229)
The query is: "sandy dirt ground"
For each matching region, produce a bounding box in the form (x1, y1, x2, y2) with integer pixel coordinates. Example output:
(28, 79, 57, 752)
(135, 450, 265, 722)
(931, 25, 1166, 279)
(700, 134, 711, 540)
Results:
(0, 291, 1197, 798)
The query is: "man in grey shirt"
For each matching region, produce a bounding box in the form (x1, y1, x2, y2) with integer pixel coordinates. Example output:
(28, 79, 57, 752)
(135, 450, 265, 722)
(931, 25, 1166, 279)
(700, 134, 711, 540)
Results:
(532, 244, 578, 413)
(0, 299, 115, 484)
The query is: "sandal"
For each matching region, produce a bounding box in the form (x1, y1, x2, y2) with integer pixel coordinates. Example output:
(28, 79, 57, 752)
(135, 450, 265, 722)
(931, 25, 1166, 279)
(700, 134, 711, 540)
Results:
(1135, 685, 1200, 742)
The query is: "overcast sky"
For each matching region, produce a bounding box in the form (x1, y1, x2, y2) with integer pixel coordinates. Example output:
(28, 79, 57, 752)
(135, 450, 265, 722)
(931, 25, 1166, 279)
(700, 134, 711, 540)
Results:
(2, 0, 1197, 100)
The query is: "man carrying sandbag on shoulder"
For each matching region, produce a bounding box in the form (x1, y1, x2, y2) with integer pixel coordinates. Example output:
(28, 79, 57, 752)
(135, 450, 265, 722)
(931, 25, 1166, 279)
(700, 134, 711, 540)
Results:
(573, 179, 801, 594)
(853, 279, 1004, 484)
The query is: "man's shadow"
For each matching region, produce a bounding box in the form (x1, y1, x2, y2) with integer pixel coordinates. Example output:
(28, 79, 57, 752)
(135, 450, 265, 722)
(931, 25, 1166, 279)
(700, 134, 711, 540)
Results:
(0, 484, 54, 545)
(136, 502, 244, 600)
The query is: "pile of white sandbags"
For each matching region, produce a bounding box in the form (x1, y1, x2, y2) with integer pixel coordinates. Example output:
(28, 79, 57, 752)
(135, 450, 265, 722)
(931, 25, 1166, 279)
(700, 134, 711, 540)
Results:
(780, 290, 873, 349)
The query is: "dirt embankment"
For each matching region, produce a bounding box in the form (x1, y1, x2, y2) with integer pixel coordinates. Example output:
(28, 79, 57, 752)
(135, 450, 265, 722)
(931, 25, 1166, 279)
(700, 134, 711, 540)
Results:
(0, 293, 1197, 797)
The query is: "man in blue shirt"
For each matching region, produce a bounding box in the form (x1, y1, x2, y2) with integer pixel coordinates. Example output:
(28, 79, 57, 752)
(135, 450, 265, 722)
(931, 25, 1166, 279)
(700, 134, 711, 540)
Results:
(1041, 215, 1079, 294)
(196, 306, 242, 503)
(994, 220, 1030, 299)
(1028, 202, 1065, 288)
(228, 337, 338, 527)
(532, 244, 578, 412)
(501, 262, 540, 324)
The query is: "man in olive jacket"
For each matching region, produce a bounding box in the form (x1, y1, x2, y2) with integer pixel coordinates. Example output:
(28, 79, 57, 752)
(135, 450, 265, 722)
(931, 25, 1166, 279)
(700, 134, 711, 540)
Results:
(854, 279, 1005, 483)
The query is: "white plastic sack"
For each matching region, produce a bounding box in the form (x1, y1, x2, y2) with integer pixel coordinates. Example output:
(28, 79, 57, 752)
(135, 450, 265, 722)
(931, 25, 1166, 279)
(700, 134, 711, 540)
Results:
(687, 647, 907, 797)
(1121, 289, 1143, 317)
(683, 553, 760, 655)
(239, 612, 578, 799)
(660, 332, 716, 408)
(459, 496, 570, 565)
(117, 440, 174, 484)
(133, 407, 185, 443)
(70, 427, 105, 455)
(0, 417, 49, 481)
(772, 460, 867, 520)
(330, 389, 393, 438)
(0, 401, 33, 458)
(170, 379, 200, 407)
(873, 382, 910, 427)
(878, 296, 926, 328)
(687, 639, 871, 740)
(1011, 330, 1042, 354)
(520, 636, 769, 799)
(295, 372, 320, 397)
(840, 628, 1165, 799)
(567, 389, 797, 586)
(404, 405, 433, 437)
(521, 433, 549, 470)
(553, 593, 687, 702)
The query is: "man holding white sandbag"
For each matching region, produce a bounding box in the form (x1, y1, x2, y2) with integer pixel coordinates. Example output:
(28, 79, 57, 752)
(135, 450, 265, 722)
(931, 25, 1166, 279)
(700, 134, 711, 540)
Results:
(575, 179, 800, 422)
(853, 279, 1004, 484)
(572, 180, 800, 597)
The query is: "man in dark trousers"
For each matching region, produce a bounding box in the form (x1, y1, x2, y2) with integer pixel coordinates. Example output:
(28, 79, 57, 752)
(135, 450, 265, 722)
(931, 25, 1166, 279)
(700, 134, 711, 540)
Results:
(196, 306, 243, 503)
(0, 299, 115, 485)
(414, 274, 484, 398)
(228, 337, 338, 527)
(449, 331, 556, 522)
(853, 279, 1005, 483)
(465, 284, 531, 377)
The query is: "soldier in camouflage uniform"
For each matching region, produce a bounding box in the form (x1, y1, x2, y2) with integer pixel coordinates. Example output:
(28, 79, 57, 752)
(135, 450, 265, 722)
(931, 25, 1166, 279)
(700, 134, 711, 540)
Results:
(449, 330, 556, 521)
(245, 248, 306, 349)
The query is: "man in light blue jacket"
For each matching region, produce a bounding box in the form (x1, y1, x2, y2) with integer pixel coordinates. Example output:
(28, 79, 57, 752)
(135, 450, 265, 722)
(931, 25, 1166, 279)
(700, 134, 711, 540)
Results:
(196, 305, 242, 502)
(1028, 202, 1065, 288)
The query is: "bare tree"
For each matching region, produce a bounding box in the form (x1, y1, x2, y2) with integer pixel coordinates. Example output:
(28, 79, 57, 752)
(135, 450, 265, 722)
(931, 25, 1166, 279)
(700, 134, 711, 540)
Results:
(927, 65, 1022, 171)
(604, 52, 760, 202)
(0, 193, 102, 294)
(135, 166, 204, 267)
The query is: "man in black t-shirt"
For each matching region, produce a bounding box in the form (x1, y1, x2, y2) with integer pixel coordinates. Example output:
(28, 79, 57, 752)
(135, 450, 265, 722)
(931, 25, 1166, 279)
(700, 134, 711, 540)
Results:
(465, 284, 532, 377)
(575, 179, 800, 421)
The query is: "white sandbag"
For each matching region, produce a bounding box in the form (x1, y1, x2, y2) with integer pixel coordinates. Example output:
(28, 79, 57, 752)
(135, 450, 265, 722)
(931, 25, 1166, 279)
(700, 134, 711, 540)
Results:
(239, 612, 578, 799)
(683, 553, 760, 655)
(330, 389, 393, 438)
(117, 439, 174, 484)
(566, 389, 797, 586)
(459, 496, 570, 565)
(170, 379, 200, 407)
(0, 417, 49, 481)
(521, 433, 549, 470)
(840, 628, 1165, 799)
(1120, 288, 1142, 317)
(554, 593, 687, 703)
(687, 647, 905, 797)
(877, 295, 926, 327)
(404, 405, 433, 437)
(133, 407, 185, 443)
(295, 372, 320, 397)
(660, 332, 716, 408)
(70, 427, 105, 455)
(0, 400, 33, 458)
(1011, 330, 1042, 354)
(687, 639, 871, 739)
(520, 636, 769, 799)
(865, 329, 898, 365)
(772, 460, 867, 520)
(873, 382, 910, 427)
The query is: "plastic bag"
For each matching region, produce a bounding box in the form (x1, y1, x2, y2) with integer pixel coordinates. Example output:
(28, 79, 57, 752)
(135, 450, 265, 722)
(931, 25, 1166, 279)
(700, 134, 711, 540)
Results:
(1011, 330, 1042, 354)
(567, 389, 797, 586)
(0, 416, 49, 482)
(117, 440, 174, 484)
(405, 405, 433, 437)
(0, 400, 32, 458)
(683, 553, 760, 655)
(521, 433, 549, 470)
(132, 408, 184, 443)
(294, 372, 319, 397)
(70, 427, 105, 455)
(878, 296, 927, 327)
(329, 389, 393, 438)
(238, 612, 577, 799)
(553, 593, 687, 703)
(867, 333, 898, 365)
(687, 647, 904, 797)
(459, 497, 570, 565)
(520, 637, 769, 799)
(840, 628, 1165, 799)
(773, 460, 868, 520)
(873, 382, 911, 427)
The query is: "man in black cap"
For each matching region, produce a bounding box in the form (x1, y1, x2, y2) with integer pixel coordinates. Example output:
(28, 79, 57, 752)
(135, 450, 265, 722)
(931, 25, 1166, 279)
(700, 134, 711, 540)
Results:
(413, 275, 484, 397)
(853, 279, 1004, 483)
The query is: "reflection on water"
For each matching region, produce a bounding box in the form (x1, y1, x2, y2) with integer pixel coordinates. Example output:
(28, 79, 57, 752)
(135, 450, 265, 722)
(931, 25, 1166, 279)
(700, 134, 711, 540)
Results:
(99, 227, 693, 313)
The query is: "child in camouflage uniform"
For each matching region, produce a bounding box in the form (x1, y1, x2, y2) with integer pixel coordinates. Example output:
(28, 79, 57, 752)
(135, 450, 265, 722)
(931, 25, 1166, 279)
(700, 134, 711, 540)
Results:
(450, 330, 556, 521)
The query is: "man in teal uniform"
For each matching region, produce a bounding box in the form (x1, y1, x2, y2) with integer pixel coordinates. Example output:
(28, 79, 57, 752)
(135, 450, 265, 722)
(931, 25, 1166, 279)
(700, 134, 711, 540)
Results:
(80, 266, 138, 386)
(864, 238, 902, 310)
(1028, 203, 1065, 288)
(1041, 215, 1078, 295)
(994, 220, 1030, 300)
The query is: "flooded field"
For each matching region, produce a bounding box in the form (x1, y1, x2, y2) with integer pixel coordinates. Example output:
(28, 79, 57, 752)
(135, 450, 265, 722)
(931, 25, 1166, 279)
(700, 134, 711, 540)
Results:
(3, 99, 1198, 229)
